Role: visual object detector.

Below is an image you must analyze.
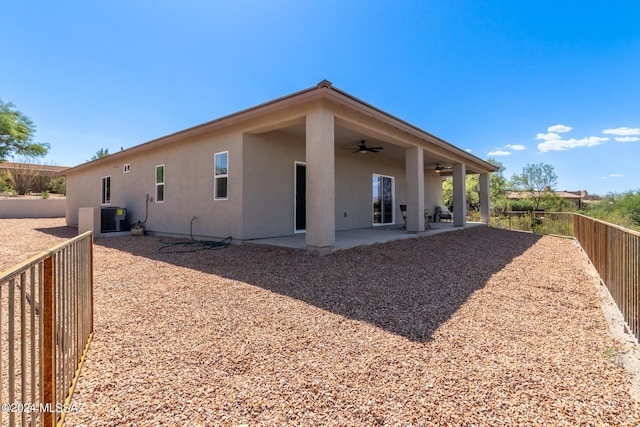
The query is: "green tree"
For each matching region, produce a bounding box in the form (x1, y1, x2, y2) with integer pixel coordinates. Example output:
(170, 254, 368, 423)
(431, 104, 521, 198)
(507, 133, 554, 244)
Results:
(486, 158, 508, 212)
(442, 158, 507, 213)
(510, 162, 558, 210)
(0, 99, 49, 160)
(90, 148, 110, 161)
(47, 176, 66, 195)
(583, 190, 640, 231)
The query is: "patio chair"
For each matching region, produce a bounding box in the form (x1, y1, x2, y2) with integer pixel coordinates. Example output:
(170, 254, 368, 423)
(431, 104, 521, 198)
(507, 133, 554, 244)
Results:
(401, 205, 432, 230)
(424, 209, 432, 230)
(435, 205, 453, 222)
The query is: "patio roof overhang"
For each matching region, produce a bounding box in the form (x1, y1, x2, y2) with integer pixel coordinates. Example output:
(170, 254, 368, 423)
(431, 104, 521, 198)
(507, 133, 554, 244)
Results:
(59, 80, 498, 177)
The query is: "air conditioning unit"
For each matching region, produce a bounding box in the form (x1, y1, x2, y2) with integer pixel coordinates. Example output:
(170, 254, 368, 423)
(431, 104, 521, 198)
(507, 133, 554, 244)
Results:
(101, 207, 128, 233)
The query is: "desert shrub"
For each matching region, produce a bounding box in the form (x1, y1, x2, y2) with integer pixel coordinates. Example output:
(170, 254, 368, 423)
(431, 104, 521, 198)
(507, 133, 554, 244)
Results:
(47, 177, 66, 194)
(0, 172, 15, 193)
(467, 210, 480, 221)
(3, 166, 39, 195)
(507, 199, 535, 212)
(582, 190, 640, 232)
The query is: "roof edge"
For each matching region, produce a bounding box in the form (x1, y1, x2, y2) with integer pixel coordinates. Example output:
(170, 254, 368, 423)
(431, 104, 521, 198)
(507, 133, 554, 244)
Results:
(60, 80, 497, 175)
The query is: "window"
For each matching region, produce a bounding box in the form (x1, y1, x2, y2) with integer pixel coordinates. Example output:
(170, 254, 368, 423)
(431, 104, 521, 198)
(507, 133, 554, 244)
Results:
(155, 165, 165, 203)
(101, 176, 111, 205)
(372, 174, 394, 225)
(123, 164, 131, 173)
(214, 151, 228, 200)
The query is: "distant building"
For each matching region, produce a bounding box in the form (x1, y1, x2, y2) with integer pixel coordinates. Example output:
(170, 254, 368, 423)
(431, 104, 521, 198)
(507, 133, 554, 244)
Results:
(506, 188, 599, 208)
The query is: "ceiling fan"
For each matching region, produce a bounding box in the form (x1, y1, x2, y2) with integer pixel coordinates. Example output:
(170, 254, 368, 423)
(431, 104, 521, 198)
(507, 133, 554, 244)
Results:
(353, 140, 383, 154)
(434, 163, 453, 173)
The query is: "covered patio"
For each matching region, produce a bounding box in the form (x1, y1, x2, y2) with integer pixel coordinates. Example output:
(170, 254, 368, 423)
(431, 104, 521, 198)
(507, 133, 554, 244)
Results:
(243, 81, 499, 254)
(245, 221, 486, 252)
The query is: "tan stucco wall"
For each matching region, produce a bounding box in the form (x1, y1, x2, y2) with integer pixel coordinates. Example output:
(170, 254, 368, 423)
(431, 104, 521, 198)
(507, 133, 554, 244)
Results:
(242, 130, 417, 236)
(63, 97, 453, 241)
(335, 149, 406, 231)
(0, 199, 66, 218)
(66, 129, 445, 240)
(424, 171, 444, 215)
(241, 132, 305, 239)
(65, 131, 244, 239)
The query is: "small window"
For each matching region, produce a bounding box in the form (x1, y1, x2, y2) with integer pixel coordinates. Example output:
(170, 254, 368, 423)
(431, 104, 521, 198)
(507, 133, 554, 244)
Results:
(101, 176, 111, 205)
(155, 165, 165, 203)
(123, 164, 131, 173)
(214, 151, 228, 200)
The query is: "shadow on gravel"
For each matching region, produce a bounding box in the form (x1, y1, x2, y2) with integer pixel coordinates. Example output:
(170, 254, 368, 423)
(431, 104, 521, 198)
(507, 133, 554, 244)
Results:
(34, 225, 78, 239)
(96, 226, 541, 342)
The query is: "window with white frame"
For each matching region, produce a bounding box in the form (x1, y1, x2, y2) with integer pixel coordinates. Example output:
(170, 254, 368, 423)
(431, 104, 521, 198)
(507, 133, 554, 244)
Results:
(123, 163, 131, 173)
(155, 165, 165, 203)
(101, 176, 111, 205)
(214, 151, 228, 200)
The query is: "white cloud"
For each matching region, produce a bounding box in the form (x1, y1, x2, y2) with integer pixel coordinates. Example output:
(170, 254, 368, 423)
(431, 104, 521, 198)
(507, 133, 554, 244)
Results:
(505, 144, 526, 150)
(548, 124, 572, 133)
(601, 174, 624, 179)
(538, 136, 609, 152)
(602, 127, 640, 136)
(614, 136, 640, 142)
(465, 148, 473, 153)
(487, 149, 511, 156)
(536, 132, 562, 141)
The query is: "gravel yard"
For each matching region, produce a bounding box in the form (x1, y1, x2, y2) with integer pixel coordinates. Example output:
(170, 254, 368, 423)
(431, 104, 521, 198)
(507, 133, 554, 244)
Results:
(1, 218, 639, 426)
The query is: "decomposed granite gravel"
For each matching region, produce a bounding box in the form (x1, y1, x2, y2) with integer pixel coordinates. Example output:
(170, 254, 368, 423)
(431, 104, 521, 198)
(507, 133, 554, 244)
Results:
(1, 218, 638, 426)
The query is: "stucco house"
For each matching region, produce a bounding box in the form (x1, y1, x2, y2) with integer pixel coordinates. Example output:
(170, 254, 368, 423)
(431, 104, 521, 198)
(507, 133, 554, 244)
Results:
(60, 81, 497, 254)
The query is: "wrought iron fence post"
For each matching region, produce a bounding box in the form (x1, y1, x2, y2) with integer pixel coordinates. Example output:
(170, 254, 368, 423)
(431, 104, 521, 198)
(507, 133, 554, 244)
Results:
(42, 255, 56, 427)
(530, 210, 534, 233)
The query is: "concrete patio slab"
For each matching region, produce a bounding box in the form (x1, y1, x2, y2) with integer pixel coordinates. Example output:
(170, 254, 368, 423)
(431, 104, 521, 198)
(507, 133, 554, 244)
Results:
(244, 222, 486, 252)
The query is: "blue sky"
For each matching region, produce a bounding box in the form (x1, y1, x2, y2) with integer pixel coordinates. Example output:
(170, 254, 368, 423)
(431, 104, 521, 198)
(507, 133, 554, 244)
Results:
(2, 1, 639, 195)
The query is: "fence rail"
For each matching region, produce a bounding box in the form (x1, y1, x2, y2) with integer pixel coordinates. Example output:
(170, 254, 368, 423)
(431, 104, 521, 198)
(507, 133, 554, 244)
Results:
(0, 231, 93, 427)
(491, 211, 574, 236)
(492, 211, 639, 341)
(573, 214, 640, 342)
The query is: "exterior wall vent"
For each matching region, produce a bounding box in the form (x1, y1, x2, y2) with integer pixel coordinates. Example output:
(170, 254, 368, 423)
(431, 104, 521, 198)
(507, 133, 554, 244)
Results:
(317, 79, 333, 88)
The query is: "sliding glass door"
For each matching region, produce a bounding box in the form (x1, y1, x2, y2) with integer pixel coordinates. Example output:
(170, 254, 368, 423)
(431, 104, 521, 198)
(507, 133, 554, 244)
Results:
(373, 174, 394, 225)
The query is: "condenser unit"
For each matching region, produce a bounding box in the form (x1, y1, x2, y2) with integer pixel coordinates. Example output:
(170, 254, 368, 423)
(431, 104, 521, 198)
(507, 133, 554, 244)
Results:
(101, 207, 128, 232)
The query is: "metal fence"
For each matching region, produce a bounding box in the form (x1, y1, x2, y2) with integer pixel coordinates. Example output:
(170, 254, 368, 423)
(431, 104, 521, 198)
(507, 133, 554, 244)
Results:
(573, 214, 640, 342)
(0, 231, 93, 427)
(491, 211, 639, 341)
(491, 211, 574, 236)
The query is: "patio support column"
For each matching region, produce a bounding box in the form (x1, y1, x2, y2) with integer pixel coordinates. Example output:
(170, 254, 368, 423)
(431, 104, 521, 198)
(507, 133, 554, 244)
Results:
(479, 172, 490, 223)
(453, 163, 466, 227)
(305, 107, 335, 254)
(405, 146, 424, 232)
